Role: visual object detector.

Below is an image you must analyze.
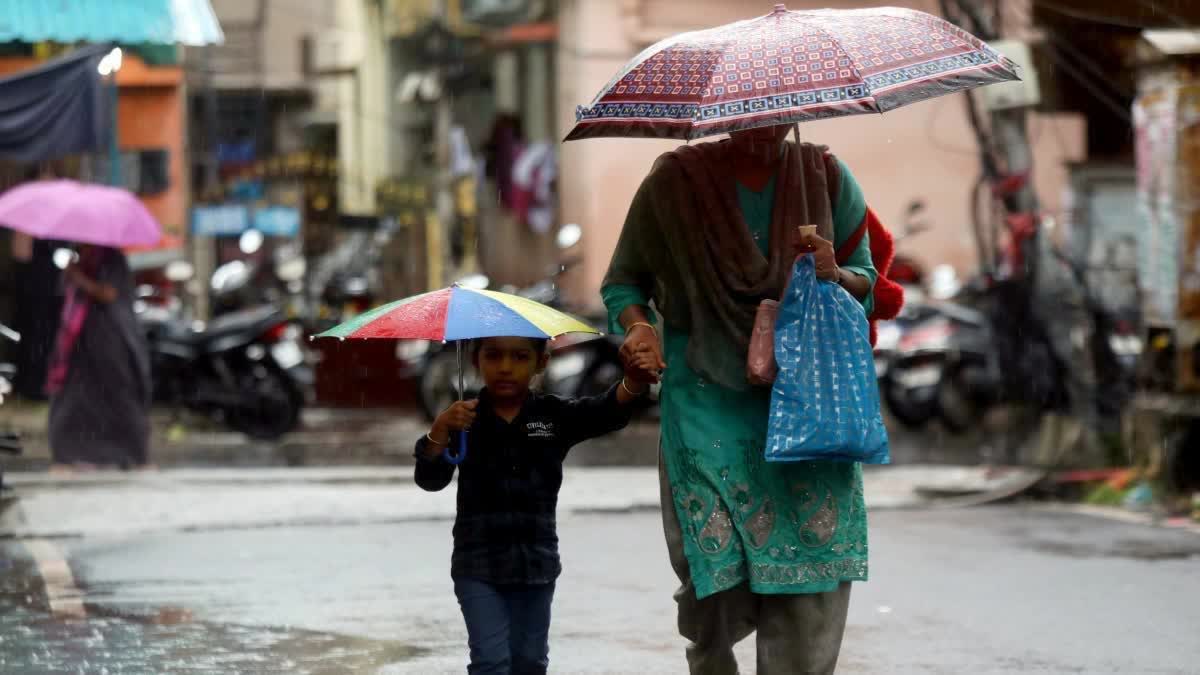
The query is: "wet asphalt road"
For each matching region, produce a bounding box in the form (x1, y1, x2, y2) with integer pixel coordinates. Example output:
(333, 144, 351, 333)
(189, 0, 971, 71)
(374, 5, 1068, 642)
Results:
(2, 504, 1198, 674)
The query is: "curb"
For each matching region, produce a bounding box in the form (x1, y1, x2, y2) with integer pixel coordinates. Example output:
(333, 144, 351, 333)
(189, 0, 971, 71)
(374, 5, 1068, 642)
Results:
(1034, 503, 1200, 536)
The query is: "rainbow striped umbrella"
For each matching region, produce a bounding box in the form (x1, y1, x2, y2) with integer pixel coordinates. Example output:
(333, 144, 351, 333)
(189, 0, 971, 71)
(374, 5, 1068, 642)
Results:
(313, 285, 599, 463)
(315, 286, 597, 342)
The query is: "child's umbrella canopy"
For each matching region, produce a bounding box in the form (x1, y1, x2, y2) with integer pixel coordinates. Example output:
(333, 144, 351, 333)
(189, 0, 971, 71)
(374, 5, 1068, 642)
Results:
(313, 286, 598, 342)
(311, 285, 601, 465)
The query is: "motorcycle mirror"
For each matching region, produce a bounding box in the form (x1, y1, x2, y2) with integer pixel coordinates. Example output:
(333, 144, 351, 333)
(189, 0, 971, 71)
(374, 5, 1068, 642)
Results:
(53, 248, 78, 270)
(165, 260, 195, 283)
(556, 223, 583, 250)
(239, 229, 265, 255)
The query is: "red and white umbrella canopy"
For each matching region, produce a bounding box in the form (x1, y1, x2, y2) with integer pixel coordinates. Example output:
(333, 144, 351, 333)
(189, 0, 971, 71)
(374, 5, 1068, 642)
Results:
(565, 4, 1019, 141)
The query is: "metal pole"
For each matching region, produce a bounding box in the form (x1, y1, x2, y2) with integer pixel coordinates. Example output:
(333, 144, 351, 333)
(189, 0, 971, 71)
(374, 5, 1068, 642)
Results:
(108, 77, 122, 186)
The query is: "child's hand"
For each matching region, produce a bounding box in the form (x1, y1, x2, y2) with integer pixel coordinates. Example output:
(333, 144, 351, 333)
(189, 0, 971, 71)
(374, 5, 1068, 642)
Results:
(624, 344, 663, 384)
(434, 400, 478, 437)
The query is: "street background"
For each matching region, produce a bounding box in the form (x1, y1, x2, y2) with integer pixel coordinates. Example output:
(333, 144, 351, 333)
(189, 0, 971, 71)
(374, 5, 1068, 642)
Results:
(3, 0, 1200, 673)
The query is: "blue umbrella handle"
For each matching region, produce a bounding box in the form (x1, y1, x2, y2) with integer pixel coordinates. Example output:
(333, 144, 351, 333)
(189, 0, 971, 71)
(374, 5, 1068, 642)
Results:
(442, 430, 468, 464)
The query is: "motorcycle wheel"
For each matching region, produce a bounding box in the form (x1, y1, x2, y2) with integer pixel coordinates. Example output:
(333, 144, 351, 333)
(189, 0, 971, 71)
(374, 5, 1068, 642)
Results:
(420, 350, 480, 422)
(936, 363, 980, 435)
(882, 375, 939, 429)
(228, 364, 303, 441)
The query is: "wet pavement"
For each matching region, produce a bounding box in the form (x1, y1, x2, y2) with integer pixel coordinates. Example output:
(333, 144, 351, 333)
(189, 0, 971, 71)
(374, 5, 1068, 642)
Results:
(2, 494, 1198, 673)
(2, 405, 989, 471)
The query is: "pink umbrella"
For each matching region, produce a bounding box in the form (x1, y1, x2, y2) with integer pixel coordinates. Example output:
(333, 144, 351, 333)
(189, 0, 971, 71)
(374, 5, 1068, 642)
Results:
(0, 179, 162, 247)
(565, 4, 1019, 141)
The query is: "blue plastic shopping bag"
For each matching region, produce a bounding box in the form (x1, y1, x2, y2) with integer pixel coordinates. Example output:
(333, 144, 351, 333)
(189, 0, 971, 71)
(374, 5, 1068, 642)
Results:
(765, 255, 890, 464)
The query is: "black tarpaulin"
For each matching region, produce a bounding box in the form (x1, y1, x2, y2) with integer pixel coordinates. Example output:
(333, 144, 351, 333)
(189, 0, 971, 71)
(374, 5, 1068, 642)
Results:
(0, 45, 113, 163)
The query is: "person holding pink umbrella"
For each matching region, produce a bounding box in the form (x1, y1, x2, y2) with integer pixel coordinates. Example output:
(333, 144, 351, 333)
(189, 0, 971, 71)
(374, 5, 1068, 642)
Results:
(0, 180, 160, 472)
(44, 244, 152, 472)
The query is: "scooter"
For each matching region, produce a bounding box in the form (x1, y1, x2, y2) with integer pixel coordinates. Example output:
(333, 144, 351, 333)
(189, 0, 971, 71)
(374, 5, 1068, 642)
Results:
(1, 323, 22, 516)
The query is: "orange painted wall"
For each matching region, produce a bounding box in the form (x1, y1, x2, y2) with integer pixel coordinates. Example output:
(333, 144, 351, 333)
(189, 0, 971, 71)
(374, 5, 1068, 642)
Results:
(0, 54, 186, 240)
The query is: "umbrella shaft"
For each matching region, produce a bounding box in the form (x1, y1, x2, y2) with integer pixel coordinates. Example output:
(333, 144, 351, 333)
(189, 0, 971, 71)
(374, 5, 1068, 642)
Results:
(457, 341, 464, 401)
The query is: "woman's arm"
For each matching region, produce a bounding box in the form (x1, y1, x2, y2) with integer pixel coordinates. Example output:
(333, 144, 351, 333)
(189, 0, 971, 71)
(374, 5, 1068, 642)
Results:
(603, 170, 668, 379)
(65, 265, 118, 304)
(830, 157, 877, 313)
(836, 265, 872, 301)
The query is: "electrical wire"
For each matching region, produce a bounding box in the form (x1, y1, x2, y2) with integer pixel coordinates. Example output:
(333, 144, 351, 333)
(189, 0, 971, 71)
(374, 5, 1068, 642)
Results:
(1040, 41, 1134, 123)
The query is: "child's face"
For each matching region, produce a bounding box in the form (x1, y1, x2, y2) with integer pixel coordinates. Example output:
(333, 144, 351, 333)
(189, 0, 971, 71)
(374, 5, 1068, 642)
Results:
(474, 337, 548, 400)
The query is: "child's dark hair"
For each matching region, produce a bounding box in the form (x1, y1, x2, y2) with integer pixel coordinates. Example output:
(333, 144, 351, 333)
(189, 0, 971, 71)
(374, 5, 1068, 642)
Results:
(471, 337, 549, 355)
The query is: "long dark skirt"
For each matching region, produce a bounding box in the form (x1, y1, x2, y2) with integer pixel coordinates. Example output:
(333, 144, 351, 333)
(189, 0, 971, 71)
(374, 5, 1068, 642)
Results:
(48, 321, 150, 467)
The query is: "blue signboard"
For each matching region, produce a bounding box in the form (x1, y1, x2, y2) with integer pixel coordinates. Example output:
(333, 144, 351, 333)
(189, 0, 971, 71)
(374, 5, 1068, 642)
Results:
(253, 206, 301, 237)
(191, 204, 301, 237)
(192, 204, 249, 236)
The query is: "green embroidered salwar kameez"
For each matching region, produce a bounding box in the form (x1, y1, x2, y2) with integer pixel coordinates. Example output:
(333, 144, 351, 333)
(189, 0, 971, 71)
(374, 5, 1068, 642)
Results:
(602, 160, 877, 601)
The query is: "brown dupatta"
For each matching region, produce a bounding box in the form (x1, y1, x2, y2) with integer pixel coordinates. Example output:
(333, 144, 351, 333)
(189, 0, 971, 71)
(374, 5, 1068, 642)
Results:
(604, 140, 838, 390)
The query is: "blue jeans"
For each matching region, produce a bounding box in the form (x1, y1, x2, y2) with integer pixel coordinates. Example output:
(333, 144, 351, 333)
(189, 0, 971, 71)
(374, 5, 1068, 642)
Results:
(453, 577, 556, 675)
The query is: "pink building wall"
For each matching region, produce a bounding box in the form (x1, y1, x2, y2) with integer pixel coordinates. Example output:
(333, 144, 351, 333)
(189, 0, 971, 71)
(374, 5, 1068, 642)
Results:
(555, 0, 1086, 309)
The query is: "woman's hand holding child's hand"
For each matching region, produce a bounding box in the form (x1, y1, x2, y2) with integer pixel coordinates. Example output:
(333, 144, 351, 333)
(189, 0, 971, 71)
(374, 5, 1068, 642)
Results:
(620, 324, 666, 385)
(624, 344, 663, 385)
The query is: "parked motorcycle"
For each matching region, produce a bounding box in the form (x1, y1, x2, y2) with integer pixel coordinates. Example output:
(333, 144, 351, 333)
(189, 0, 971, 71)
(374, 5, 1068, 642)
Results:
(308, 221, 398, 332)
(139, 279, 309, 441)
(1, 323, 22, 516)
(934, 252, 1142, 437)
(876, 297, 947, 428)
(871, 206, 940, 427)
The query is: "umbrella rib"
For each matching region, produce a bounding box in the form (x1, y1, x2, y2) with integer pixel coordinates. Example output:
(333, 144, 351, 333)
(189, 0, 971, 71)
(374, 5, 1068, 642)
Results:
(781, 16, 879, 113)
(871, 8, 1016, 73)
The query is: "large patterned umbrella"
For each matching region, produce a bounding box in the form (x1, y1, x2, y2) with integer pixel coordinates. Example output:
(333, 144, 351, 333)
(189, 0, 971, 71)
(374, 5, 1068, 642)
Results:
(565, 4, 1018, 141)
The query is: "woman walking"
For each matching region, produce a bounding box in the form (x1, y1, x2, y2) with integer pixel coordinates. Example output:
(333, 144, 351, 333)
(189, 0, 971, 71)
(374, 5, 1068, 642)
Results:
(603, 125, 878, 674)
(47, 245, 151, 471)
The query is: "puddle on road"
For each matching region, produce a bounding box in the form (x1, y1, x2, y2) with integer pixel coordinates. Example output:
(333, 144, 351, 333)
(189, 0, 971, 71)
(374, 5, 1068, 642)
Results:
(0, 557, 426, 673)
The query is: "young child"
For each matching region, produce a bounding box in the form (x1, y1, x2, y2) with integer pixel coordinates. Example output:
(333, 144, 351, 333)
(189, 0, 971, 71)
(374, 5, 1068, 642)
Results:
(415, 336, 659, 674)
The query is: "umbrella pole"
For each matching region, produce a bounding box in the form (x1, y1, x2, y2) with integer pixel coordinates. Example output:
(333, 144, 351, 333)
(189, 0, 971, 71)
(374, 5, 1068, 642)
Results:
(458, 340, 465, 404)
(443, 340, 469, 465)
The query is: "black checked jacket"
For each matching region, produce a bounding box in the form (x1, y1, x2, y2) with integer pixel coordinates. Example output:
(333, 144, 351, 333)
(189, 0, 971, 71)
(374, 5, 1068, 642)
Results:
(414, 386, 633, 586)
